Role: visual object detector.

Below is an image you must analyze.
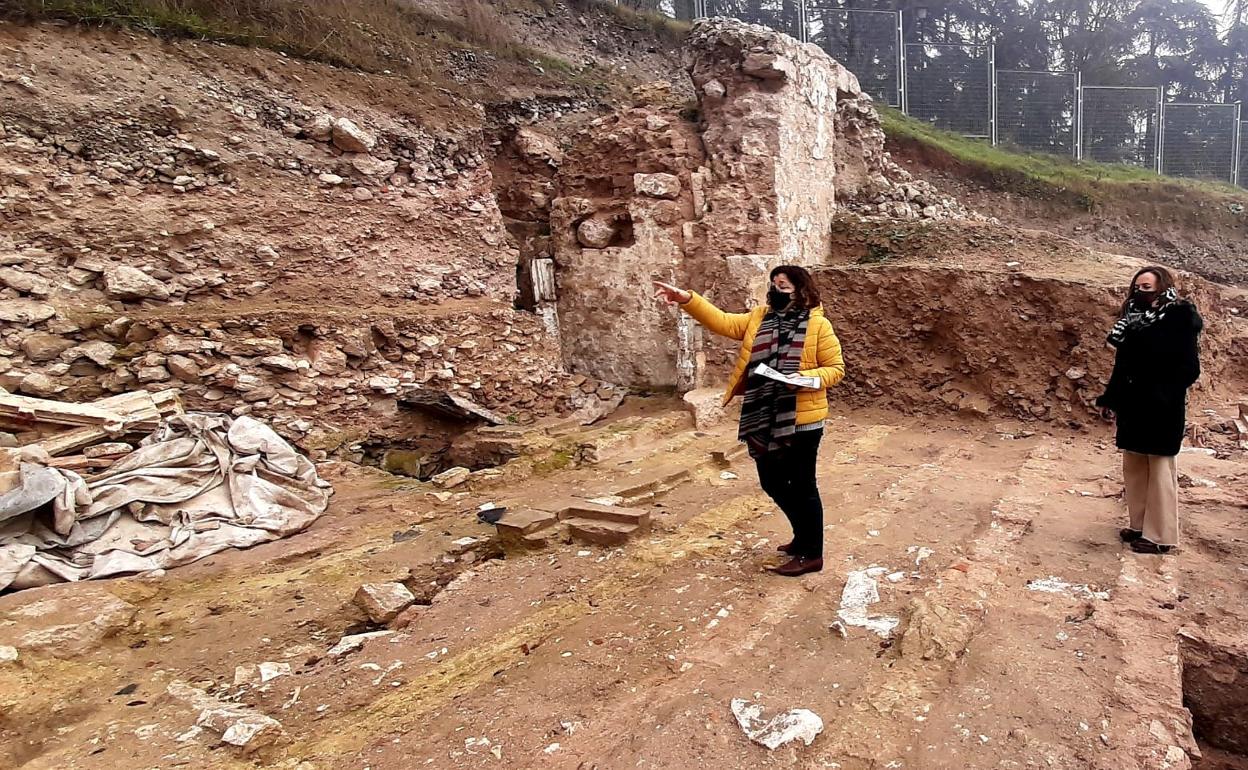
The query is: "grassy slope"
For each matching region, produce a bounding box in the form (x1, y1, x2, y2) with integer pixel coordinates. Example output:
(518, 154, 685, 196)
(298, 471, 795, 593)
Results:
(3, 0, 687, 104)
(879, 107, 1248, 211)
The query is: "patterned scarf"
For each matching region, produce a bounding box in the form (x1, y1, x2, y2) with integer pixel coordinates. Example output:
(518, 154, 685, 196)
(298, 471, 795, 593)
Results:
(739, 307, 810, 458)
(1107, 287, 1178, 348)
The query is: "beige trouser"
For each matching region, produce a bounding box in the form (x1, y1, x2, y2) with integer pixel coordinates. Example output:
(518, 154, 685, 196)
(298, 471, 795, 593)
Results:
(1122, 451, 1179, 547)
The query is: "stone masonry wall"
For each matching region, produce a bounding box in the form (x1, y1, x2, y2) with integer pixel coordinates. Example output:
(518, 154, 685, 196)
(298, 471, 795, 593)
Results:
(687, 20, 850, 268)
(550, 90, 707, 388)
(542, 18, 981, 393)
(0, 25, 615, 451)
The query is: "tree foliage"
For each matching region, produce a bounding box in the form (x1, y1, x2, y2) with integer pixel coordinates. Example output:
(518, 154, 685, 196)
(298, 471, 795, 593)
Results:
(832, 0, 1247, 102)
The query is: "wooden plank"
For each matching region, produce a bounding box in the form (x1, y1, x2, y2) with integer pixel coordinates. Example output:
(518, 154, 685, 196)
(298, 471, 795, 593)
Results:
(0, 392, 127, 428)
(31, 389, 184, 457)
(47, 454, 118, 472)
(38, 425, 123, 456)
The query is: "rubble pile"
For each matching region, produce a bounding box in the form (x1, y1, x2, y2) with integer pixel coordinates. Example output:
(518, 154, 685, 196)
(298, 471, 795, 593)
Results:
(0, 25, 642, 451)
(831, 91, 985, 223)
(0, 284, 617, 446)
(0, 106, 517, 306)
(0, 84, 486, 201)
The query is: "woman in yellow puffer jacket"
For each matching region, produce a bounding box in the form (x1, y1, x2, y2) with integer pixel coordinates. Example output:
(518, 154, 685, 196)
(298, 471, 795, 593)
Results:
(653, 266, 845, 576)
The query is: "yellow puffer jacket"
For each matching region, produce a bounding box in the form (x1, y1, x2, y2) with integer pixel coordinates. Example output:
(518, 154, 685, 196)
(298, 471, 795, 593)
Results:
(681, 292, 845, 425)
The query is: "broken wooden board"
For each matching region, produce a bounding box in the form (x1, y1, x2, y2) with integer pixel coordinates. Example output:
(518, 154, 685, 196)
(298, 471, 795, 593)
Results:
(0, 393, 127, 431)
(46, 455, 119, 472)
(30, 389, 184, 456)
(398, 388, 505, 425)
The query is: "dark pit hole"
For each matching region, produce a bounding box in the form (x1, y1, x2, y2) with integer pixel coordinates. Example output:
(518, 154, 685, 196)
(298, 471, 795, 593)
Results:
(1181, 631, 1248, 769)
(347, 433, 517, 482)
(608, 213, 635, 248)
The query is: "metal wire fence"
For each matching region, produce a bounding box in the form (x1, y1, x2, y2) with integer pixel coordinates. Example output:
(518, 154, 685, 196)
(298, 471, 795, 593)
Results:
(1241, 121, 1248, 188)
(1161, 103, 1241, 184)
(996, 70, 1078, 157)
(700, 0, 803, 39)
(804, 5, 901, 106)
(617, 0, 693, 18)
(1079, 87, 1160, 169)
(689, 4, 1247, 186)
(904, 43, 993, 138)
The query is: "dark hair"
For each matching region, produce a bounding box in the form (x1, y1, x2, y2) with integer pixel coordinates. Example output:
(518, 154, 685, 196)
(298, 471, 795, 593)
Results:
(1120, 265, 1176, 316)
(769, 265, 822, 309)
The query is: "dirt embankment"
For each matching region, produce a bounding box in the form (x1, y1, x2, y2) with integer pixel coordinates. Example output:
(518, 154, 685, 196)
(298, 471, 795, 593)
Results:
(0, 19, 653, 451)
(819, 220, 1248, 426)
(887, 136, 1248, 287)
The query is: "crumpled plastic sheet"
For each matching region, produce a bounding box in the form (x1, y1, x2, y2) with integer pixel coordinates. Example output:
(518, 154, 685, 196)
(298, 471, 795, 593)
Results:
(837, 566, 901, 637)
(730, 698, 824, 750)
(0, 413, 332, 591)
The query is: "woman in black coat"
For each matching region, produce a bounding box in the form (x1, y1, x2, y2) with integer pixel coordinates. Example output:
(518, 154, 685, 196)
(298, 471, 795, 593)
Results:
(1096, 266, 1203, 555)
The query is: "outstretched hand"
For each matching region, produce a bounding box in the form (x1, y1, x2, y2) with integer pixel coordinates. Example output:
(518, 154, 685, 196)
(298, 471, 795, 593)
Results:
(652, 280, 691, 305)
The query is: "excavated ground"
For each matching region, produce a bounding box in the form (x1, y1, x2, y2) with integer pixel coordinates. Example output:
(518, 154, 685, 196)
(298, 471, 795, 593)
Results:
(2, 392, 1246, 769)
(887, 140, 1248, 287)
(820, 219, 1248, 427)
(3, 11, 1248, 770)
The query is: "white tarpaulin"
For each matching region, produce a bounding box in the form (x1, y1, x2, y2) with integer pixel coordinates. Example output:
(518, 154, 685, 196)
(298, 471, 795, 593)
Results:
(0, 413, 332, 591)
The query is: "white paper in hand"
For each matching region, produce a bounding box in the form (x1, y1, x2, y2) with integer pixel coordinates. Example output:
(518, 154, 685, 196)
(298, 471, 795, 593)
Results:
(754, 363, 821, 390)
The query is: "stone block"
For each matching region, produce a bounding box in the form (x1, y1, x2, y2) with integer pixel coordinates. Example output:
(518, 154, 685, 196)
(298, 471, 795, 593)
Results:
(331, 117, 376, 153)
(556, 501, 650, 530)
(4, 590, 135, 659)
(576, 216, 615, 249)
(20, 332, 74, 362)
(612, 468, 692, 506)
(353, 582, 416, 624)
(634, 172, 682, 200)
(566, 518, 639, 546)
(683, 387, 727, 430)
(0, 299, 56, 324)
(742, 52, 795, 81)
(103, 265, 170, 301)
(495, 508, 558, 537)
(432, 466, 471, 489)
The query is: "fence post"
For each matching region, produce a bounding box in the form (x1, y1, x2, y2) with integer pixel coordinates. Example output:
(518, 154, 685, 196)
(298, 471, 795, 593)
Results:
(1234, 103, 1242, 187)
(897, 11, 907, 113)
(1074, 72, 1082, 160)
(990, 45, 998, 146)
(1156, 90, 1165, 175)
(799, 0, 808, 43)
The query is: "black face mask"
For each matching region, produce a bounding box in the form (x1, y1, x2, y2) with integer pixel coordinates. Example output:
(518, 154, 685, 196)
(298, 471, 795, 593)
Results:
(1133, 288, 1158, 306)
(767, 287, 793, 310)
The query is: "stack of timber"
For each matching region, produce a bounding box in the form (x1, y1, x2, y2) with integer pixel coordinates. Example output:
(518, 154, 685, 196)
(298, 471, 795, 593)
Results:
(0, 388, 184, 474)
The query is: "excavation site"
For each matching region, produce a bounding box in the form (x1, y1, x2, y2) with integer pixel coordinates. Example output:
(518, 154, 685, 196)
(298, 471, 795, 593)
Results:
(0, 3, 1246, 769)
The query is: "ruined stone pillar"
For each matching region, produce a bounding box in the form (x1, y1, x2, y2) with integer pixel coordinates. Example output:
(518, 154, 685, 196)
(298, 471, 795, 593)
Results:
(549, 19, 864, 390)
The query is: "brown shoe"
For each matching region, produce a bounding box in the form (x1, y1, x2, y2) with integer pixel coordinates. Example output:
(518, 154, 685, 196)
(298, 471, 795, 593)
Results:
(772, 557, 823, 576)
(777, 540, 797, 554)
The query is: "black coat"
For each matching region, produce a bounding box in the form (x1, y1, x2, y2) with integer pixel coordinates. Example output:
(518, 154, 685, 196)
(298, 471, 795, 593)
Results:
(1096, 301, 1203, 457)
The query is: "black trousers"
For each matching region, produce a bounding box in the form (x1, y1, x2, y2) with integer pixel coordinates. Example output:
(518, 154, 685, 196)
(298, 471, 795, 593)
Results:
(754, 429, 824, 558)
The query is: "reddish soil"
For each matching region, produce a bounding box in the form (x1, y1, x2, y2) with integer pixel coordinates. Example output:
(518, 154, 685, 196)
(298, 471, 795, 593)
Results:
(2, 401, 1246, 769)
(887, 138, 1248, 287)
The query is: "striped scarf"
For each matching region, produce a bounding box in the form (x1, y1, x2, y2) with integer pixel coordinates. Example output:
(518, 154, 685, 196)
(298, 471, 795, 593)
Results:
(1107, 287, 1178, 348)
(739, 307, 810, 458)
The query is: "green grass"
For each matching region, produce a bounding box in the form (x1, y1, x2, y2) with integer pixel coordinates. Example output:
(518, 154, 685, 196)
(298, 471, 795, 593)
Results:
(3, 0, 602, 95)
(879, 107, 1247, 207)
(593, 1, 689, 44)
(531, 448, 574, 475)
